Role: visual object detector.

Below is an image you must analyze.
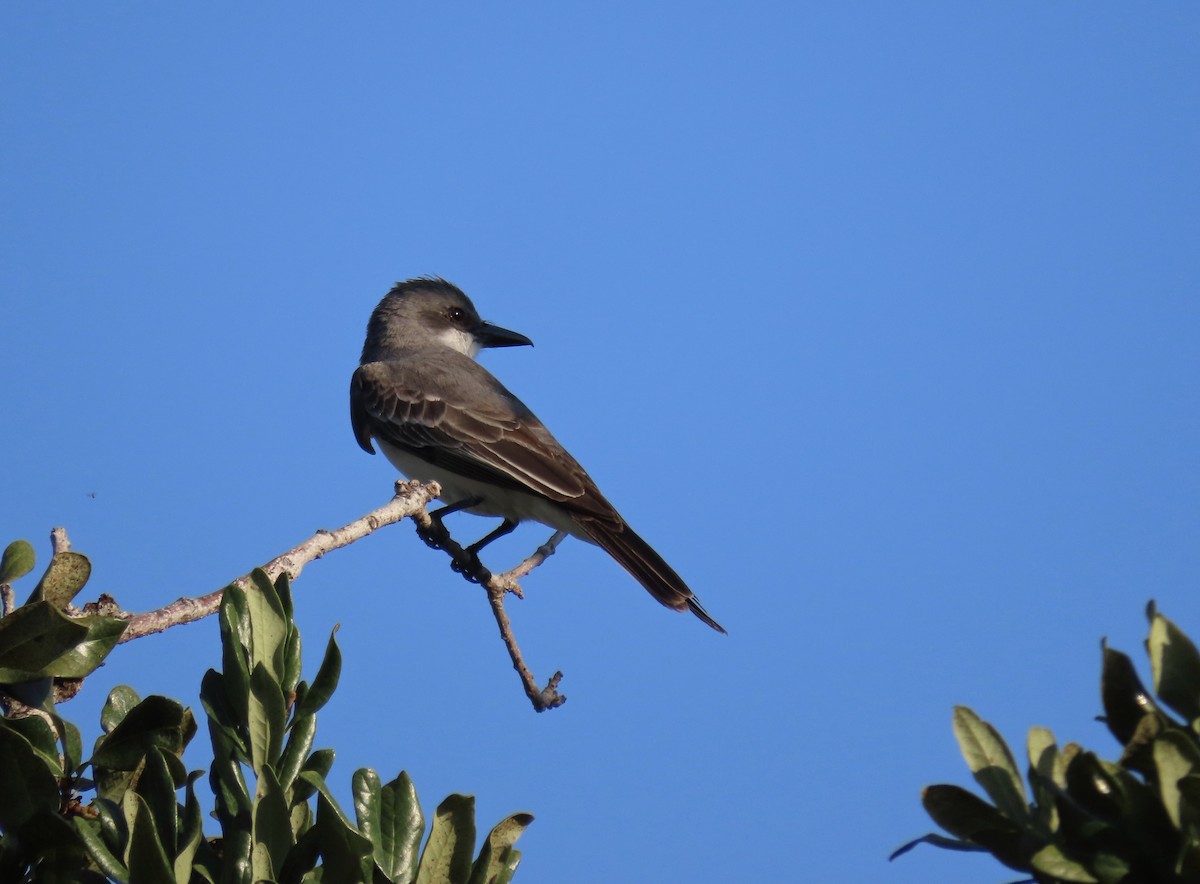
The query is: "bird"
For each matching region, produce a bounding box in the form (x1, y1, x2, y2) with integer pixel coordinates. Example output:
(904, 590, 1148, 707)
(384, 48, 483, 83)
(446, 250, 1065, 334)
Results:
(349, 277, 725, 633)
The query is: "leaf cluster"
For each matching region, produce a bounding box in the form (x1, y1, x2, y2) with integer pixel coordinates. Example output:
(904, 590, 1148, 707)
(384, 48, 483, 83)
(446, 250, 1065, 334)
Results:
(0, 540, 532, 883)
(895, 604, 1200, 883)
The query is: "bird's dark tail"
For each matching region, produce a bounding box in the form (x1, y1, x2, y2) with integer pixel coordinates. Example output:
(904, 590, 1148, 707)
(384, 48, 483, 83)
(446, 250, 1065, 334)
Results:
(582, 518, 726, 634)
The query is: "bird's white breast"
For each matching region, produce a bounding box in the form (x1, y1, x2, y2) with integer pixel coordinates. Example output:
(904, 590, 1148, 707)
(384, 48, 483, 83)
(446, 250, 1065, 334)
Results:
(377, 439, 592, 542)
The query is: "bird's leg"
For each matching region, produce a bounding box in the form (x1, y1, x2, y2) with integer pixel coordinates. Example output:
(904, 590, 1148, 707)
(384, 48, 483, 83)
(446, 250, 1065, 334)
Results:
(416, 497, 482, 551)
(452, 519, 518, 584)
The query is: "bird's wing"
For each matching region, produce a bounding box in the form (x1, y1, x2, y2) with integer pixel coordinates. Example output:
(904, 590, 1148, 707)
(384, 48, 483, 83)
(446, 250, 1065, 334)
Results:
(350, 358, 619, 523)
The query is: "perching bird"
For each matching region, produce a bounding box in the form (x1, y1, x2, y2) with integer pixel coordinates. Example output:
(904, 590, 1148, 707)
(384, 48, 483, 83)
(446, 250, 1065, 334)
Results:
(350, 277, 724, 633)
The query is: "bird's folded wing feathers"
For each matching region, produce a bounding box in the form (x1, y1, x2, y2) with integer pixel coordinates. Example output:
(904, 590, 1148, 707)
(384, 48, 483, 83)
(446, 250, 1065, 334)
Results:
(351, 361, 619, 523)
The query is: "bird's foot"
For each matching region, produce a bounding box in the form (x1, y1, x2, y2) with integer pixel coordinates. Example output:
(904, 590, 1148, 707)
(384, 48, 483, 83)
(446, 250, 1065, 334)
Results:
(450, 550, 493, 584)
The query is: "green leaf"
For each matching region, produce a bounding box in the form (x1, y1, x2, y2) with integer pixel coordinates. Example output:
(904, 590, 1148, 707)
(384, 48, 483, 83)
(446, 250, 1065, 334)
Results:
(136, 749, 179, 856)
(1100, 641, 1160, 745)
(276, 824, 322, 883)
(921, 785, 1033, 871)
(1154, 729, 1200, 828)
(295, 630, 341, 720)
(0, 723, 61, 831)
(245, 569, 288, 682)
(283, 628, 303, 698)
(175, 771, 205, 883)
(356, 769, 425, 883)
(248, 662, 287, 772)
(4, 715, 63, 776)
(300, 771, 373, 882)
(218, 586, 252, 729)
(0, 539, 35, 584)
(95, 796, 129, 856)
(208, 726, 252, 825)
(1025, 727, 1060, 833)
(123, 791, 174, 884)
(30, 550, 92, 609)
(1029, 844, 1100, 882)
(278, 711, 317, 794)
(38, 613, 127, 679)
(56, 715, 84, 774)
(253, 764, 295, 879)
(1147, 610, 1200, 724)
(314, 789, 374, 884)
(91, 696, 190, 771)
(73, 815, 129, 882)
(951, 706, 1028, 823)
(291, 750, 335, 803)
(0, 600, 89, 681)
(468, 812, 533, 884)
(199, 669, 249, 762)
(101, 686, 142, 733)
(417, 794, 476, 884)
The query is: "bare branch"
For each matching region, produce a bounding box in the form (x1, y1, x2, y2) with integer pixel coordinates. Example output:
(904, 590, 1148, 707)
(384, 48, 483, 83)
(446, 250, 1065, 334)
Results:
(412, 517, 569, 711)
(50, 526, 71, 555)
(117, 480, 441, 643)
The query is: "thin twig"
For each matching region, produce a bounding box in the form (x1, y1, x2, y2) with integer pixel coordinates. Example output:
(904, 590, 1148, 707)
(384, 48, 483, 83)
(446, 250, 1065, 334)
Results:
(117, 480, 440, 643)
(0, 583, 13, 617)
(416, 520, 569, 711)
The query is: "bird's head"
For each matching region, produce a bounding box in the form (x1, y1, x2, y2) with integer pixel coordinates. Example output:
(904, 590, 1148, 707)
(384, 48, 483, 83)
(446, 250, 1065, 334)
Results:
(361, 277, 533, 362)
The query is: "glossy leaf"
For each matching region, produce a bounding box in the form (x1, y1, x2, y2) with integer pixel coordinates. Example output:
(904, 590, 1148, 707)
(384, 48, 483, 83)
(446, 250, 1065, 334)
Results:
(0, 539, 35, 584)
(295, 630, 342, 720)
(56, 715, 84, 774)
(92, 696, 190, 770)
(36, 613, 126, 679)
(1100, 642, 1160, 745)
(101, 685, 142, 733)
(301, 771, 374, 881)
(253, 764, 294, 879)
(314, 787, 374, 884)
(123, 790, 174, 884)
(72, 816, 129, 882)
(0, 724, 61, 831)
(4, 715, 62, 776)
(30, 550, 92, 610)
(417, 794, 477, 884)
(0, 600, 89, 681)
(291, 749, 335, 803)
(218, 587, 252, 727)
(176, 771, 205, 882)
(248, 662, 287, 772)
(951, 706, 1028, 822)
(283, 628, 303, 698)
(137, 749, 178, 855)
(277, 711, 317, 793)
(199, 669, 249, 762)
(245, 569, 288, 683)
(355, 768, 425, 883)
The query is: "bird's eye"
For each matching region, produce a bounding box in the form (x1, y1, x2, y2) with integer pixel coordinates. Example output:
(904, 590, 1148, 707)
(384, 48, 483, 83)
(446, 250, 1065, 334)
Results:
(448, 307, 466, 323)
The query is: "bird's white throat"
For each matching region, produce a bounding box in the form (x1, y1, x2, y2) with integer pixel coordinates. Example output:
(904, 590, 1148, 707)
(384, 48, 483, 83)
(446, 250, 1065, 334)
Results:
(435, 327, 481, 359)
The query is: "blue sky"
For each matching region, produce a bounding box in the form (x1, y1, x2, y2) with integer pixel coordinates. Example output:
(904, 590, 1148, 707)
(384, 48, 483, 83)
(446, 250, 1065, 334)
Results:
(3, 5, 1198, 882)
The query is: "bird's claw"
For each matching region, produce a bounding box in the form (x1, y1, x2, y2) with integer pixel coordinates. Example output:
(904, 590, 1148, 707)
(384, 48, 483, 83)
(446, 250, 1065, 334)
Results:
(451, 551, 492, 584)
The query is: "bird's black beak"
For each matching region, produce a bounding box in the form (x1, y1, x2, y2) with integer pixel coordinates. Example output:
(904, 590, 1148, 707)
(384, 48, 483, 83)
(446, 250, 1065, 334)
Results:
(475, 321, 533, 349)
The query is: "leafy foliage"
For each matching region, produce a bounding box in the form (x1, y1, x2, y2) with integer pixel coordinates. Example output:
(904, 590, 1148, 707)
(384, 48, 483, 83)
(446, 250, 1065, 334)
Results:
(0, 540, 532, 883)
(895, 603, 1200, 882)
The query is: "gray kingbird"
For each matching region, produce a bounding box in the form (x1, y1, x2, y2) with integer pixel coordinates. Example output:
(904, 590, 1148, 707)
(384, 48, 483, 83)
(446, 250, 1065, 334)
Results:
(350, 277, 725, 633)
